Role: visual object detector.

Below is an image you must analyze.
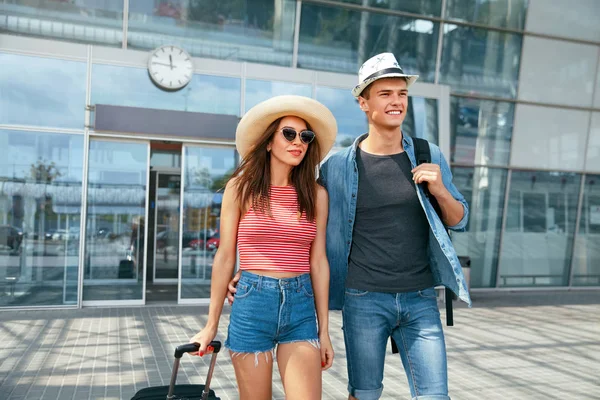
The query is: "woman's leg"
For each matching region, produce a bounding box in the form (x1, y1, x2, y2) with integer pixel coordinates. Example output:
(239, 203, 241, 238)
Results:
(230, 350, 274, 400)
(277, 341, 322, 400)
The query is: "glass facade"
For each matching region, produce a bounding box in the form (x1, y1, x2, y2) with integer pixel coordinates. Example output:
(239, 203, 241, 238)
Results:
(0, 0, 124, 47)
(500, 171, 581, 287)
(298, 3, 439, 80)
(127, 0, 297, 67)
(450, 96, 514, 166)
(181, 145, 236, 300)
(0, 53, 86, 129)
(92, 64, 241, 116)
(83, 139, 148, 302)
(0, 130, 83, 306)
(1, 0, 599, 308)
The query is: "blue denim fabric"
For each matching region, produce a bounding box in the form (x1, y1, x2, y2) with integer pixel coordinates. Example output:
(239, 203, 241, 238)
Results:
(320, 134, 471, 309)
(225, 271, 319, 353)
(343, 287, 449, 400)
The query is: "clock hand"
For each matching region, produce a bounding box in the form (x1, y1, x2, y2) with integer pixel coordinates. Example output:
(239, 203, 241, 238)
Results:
(169, 55, 173, 70)
(152, 62, 177, 68)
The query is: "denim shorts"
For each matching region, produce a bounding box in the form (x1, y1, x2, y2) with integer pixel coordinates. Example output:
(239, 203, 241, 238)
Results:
(225, 271, 319, 354)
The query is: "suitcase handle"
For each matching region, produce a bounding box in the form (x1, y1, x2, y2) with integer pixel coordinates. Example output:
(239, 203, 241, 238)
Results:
(168, 341, 221, 400)
(174, 341, 222, 358)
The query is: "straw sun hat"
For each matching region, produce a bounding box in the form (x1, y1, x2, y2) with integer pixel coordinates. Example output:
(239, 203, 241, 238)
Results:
(235, 95, 337, 162)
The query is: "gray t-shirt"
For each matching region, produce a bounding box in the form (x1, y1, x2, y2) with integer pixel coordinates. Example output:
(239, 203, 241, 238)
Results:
(346, 148, 433, 293)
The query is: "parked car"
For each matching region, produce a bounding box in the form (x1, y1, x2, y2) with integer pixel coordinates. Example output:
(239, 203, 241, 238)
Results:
(0, 225, 23, 251)
(206, 232, 220, 252)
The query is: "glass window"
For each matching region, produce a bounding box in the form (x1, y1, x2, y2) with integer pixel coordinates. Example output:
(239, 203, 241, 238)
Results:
(315, 86, 367, 148)
(92, 64, 241, 116)
(181, 145, 237, 300)
(404, 97, 439, 145)
(245, 80, 312, 113)
(586, 113, 600, 174)
(499, 170, 580, 287)
(450, 96, 514, 166)
(445, 0, 528, 30)
(0, 130, 84, 307)
(334, 0, 442, 17)
(0, 53, 86, 129)
(518, 37, 597, 108)
(451, 167, 508, 288)
(526, 0, 600, 43)
(127, 0, 296, 67)
(298, 3, 439, 81)
(439, 25, 521, 98)
(83, 139, 148, 302)
(572, 174, 600, 286)
(511, 105, 589, 171)
(0, 0, 124, 47)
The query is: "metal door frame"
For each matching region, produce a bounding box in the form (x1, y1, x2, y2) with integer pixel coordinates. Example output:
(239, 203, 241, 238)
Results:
(81, 136, 150, 307)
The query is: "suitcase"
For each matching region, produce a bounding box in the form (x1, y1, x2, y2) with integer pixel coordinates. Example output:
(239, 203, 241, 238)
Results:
(131, 341, 222, 400)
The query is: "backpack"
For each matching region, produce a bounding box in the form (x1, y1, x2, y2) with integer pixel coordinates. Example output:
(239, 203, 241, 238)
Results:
(390, 137, 454, 355)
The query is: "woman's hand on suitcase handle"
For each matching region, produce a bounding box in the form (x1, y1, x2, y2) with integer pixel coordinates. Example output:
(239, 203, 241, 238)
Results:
(189, 326, 217, 357)
(319, 332, 334, 371)
(226, 270, 242, 305)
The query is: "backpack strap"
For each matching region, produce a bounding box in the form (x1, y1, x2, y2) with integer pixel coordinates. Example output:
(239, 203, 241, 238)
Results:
(414, 138, 455, 324)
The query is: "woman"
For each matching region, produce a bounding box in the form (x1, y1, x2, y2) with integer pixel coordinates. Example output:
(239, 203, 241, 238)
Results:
(190, 95, 337, 399)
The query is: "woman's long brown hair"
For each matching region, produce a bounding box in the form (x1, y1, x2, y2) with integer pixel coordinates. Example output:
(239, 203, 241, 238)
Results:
(230, 117, 322, 221)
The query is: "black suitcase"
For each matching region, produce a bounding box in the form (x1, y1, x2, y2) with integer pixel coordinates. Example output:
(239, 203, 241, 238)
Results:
(131, 341, 222, 400)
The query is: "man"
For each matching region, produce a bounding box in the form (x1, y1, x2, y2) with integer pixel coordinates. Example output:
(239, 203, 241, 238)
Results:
(318, 52, 470, 400)
(228, 52, 471, 399)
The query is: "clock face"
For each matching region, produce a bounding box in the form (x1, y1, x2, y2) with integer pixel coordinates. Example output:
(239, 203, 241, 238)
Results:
(147, 45, 194, 91)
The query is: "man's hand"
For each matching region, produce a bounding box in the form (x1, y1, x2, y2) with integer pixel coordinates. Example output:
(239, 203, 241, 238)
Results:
(226, 270, 242, 305)
(411, 163, 446, 197)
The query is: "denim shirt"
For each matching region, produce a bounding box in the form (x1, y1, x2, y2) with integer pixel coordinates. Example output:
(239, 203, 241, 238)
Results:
(319, 134, 472, 309)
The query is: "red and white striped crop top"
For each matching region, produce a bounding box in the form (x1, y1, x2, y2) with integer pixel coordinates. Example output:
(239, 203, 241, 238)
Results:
(237, 185, 316, 273)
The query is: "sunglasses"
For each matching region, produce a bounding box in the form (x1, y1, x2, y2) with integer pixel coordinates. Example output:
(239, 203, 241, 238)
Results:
(279, 127, 316, 144)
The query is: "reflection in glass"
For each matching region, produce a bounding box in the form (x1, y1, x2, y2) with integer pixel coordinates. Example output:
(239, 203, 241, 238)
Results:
(335, 0, 442, 16)
(450, 97, 514, 165)
(83, 140, 148, 301)
(92, 64, 241, 116)
(572, 175, 600, 286)
(0, 130, 83, 307)
(245, 80, 312, 112)
(404, 97, 439, 145)
(451, 167, 507, 288)
(127, 0, 296, 66)
(499, 171, 580, 287)
(445, 0, 528, 30)
(439, 25, 521, 98)
(153, 173, 180, 280)
(315, 86, 367, 149)
(181, 146, 236, 300)
(298, 3, 438, 80)
(0, 0, 124, 46)
(0, 53, 86, 129)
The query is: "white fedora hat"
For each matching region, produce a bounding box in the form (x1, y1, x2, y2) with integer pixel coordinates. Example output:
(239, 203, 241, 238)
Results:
(352, 53, 419, 98)
(236, 95, 337, 162)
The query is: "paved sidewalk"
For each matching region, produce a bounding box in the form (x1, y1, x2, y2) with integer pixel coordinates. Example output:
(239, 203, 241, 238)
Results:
(0, 291, 599, 400)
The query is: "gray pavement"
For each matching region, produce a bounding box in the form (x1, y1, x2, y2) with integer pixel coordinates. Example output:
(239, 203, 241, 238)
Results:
(0, 290, 599, 400)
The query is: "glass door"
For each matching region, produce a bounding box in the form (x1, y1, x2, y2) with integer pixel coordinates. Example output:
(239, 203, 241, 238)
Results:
(82, 138, 149, 306)
(153, 171, 181, 283)
(178, 144, 237, 304)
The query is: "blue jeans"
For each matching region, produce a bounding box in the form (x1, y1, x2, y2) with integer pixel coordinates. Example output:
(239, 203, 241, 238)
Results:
(342, 287, 449, 400)
(225, 271, 319, 354)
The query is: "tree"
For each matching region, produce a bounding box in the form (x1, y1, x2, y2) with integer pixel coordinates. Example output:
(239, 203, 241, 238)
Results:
(30, 158, 62, 183)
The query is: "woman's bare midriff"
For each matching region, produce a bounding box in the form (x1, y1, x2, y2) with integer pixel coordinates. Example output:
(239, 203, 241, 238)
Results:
(244, 269, 308, 279)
